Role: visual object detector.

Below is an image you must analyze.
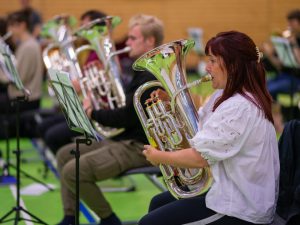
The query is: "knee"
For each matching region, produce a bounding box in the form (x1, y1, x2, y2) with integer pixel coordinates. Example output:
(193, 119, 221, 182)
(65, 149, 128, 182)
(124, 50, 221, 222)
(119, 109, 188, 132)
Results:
(44, 127, 64, 153)
(61, 162, 76, 188)
(44, 127, 56, 143)
(148, 194, 163, 212)
(138, 214, 153, 225)
(56, 144, 74, 172)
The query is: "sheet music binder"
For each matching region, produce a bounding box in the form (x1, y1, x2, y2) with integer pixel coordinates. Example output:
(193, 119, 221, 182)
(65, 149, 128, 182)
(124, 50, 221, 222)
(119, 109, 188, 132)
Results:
(0, 39, 29, 94)
(48, 68, 101, 141)
(270, 36, 299, 69)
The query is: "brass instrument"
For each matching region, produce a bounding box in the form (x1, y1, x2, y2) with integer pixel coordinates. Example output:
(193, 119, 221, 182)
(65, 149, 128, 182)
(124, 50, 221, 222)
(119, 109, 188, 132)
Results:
(42, 15, 78, 76)
(133, 39, 212, 199)
(72, 16, 130, 137)
(42, 15, 129, 138)
(1, 31, 12, 42)
(282, 28, 291, 39)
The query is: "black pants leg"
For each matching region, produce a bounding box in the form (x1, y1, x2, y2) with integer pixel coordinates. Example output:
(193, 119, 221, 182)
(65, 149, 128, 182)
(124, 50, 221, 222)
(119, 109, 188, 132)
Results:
(139, 191, 259, 225)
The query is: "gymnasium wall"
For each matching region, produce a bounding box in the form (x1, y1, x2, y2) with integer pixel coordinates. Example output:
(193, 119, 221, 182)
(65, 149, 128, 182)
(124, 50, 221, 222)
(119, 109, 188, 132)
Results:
(1, 0, 299, 67)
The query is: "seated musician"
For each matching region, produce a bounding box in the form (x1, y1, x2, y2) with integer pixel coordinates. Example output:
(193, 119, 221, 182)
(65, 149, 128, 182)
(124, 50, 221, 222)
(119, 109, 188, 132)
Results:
(37, 9, 107, 154)
(0, 9, 43, 138)
(55, 14, 164, 225)
(262, 9, 300, 101)
(139, 31, 279, 225)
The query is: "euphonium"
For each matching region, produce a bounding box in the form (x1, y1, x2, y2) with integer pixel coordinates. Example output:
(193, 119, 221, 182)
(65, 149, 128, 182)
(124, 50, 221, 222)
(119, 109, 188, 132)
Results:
(42, 15, 79, 77)
(133, 39, 213, 199)
(72, 16, 130, 137)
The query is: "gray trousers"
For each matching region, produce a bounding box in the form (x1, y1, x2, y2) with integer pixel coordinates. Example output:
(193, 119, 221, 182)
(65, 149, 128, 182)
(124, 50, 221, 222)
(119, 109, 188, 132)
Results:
(56, 139, 150, 219)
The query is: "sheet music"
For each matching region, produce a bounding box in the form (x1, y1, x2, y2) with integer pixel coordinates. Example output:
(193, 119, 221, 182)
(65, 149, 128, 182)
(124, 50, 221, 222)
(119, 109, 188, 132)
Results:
(187, 27, 204, 55)
(270, 36, 299, 68)
(48, 69, 101, 141)
(0, 39, 28, 93)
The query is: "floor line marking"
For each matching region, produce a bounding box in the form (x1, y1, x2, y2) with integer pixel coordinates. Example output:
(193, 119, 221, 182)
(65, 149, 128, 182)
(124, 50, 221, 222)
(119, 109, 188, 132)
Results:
(10, 185, 34, 225)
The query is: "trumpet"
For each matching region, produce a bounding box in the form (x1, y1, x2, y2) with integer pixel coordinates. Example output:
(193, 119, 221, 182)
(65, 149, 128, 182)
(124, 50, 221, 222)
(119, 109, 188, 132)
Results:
(133, 39, 212, 199)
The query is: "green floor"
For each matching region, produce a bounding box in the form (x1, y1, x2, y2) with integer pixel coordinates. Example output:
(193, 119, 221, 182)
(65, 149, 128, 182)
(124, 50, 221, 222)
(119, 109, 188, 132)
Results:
(0, 138, 163, 224)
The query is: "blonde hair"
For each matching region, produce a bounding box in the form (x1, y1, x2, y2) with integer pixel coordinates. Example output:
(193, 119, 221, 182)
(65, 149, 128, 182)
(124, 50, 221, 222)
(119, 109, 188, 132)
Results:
(129, 14, 164, 47)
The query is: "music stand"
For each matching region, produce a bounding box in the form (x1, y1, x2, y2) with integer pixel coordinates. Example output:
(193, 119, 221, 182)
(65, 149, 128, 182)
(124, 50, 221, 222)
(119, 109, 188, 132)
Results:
(0, 39, 48, 224)
(271, 36, 300, 118)
(48, 68, 101, 225)
(271, 36, 299, 69)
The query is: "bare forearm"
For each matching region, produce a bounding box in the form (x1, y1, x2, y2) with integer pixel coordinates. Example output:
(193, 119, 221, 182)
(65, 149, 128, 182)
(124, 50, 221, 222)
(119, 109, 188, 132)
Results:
(145, 147, 208, 168)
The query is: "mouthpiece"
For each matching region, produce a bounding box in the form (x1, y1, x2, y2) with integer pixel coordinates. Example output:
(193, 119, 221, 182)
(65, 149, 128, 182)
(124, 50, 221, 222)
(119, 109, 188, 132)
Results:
(109, 46, 131, 59)
(122, 46, 131, 53)
(201, 74, 212, 82)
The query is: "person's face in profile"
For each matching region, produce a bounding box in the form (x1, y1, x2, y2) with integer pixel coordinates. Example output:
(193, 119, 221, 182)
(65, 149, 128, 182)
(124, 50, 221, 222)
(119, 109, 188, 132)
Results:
(205, 49, 228, 89)
(8, 21, 25, 42)
(80, 16, 91, 26)
(126, 25, 153, 59)
(287, 18, 300, 36)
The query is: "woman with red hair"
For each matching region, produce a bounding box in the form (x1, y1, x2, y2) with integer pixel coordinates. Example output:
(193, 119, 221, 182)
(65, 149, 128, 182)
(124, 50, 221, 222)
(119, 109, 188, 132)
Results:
(139, 31, 279, 225)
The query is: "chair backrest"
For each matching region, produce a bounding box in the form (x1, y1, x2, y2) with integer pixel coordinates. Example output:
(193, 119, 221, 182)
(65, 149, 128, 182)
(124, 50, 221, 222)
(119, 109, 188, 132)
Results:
(276, 119, 300, 224)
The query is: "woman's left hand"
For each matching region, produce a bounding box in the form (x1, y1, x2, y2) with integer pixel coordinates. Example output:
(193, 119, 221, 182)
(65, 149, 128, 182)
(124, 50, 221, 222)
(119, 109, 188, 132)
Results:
(143, 145, 160, 166)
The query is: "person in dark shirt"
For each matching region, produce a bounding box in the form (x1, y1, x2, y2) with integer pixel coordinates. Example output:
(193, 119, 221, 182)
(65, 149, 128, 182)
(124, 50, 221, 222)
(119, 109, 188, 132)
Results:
(37, 9, 107, 154)
(55, 14, 164, 225)
(261, 9, 300, 133)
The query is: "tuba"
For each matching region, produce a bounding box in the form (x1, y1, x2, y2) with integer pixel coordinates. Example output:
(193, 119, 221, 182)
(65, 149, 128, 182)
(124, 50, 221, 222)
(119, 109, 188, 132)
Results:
(133, 39, 212, 199)
(71, 16, 130, 137)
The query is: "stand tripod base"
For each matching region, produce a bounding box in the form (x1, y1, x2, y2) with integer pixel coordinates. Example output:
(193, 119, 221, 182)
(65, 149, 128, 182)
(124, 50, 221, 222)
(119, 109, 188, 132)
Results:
(0, 175, 16, 185)
(0, 206, 47, 224)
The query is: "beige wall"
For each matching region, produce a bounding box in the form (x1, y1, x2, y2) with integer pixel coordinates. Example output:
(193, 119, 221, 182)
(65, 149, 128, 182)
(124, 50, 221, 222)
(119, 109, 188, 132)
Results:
(1, 0, 299, 66)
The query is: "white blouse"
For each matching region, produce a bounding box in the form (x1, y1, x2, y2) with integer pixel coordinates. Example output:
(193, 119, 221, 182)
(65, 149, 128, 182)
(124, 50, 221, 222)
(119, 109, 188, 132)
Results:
(189, 90, 280, 224)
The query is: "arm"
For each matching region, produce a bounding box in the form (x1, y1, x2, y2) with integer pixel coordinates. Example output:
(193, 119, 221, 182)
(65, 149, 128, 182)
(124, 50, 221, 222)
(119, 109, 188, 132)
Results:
(289, 36, 300, 64)
(261, 42, 282, 71)
(143, 145, 209, 168)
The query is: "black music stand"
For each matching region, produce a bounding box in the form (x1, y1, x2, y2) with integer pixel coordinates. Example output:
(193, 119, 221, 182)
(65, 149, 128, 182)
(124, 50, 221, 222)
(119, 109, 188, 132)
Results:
(0, 39, 48, 224)
(271, 36, 300, 118)
(0, 39, 53, 189)
(48, 68, 101, 225)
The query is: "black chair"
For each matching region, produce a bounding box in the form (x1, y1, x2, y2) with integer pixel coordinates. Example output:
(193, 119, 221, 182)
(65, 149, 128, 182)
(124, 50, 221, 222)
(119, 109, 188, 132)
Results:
(114, 166, 166, 225)
(272, 119, 300, 225)
(118, 166, 166, 192)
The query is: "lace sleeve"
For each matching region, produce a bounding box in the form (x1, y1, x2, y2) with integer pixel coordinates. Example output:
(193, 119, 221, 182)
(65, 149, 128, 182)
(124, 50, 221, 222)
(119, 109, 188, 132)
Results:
(189, 99, 254, 165)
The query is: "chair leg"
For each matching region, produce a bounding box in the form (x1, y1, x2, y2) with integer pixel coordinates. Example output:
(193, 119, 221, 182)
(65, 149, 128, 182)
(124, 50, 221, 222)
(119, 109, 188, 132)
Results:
(100, 176, 136, 193)
(145, 174, 167, 192)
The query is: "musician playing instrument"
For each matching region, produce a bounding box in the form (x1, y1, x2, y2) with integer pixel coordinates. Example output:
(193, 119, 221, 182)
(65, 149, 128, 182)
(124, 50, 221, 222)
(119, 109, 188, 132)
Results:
(263, 9, 300, 102)
(139, 31, 279, 225)
(37, 10, 107, 154)
(0, 9, 43, 138)
(55, 14, 164, 225)
(2, 9, 43, 112)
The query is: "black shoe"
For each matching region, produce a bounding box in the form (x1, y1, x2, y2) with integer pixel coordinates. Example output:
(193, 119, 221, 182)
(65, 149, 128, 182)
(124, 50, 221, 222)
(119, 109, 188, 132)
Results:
(56, 215, 75, 225)
(99, 212, 122, 225)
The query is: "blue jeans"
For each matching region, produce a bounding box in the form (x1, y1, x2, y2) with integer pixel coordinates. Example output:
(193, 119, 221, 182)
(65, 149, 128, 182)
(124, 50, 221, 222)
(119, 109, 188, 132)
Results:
(267, 73, 300, 101)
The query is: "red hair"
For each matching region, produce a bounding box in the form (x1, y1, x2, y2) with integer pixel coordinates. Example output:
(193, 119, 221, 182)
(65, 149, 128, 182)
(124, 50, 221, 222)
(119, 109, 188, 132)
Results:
(205, 31, 274, 124)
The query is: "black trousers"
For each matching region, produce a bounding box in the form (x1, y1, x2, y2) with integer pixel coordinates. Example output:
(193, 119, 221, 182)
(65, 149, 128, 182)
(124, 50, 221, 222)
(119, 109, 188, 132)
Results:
(37, 114, 80, 154)
(139, 191, 261, 225)
(0, 94, 40, 138)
